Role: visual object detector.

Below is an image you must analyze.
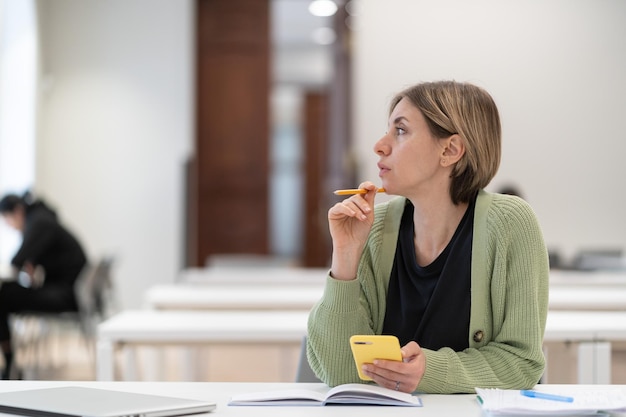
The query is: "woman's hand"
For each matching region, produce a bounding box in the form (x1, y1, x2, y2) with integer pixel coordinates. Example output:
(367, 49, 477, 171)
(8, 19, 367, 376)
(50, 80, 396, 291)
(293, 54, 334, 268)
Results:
(23, 262, 35, 277)
(21, 262, 45, 288)
(328, 181, 378, 280)
(361, 341, 426, 393)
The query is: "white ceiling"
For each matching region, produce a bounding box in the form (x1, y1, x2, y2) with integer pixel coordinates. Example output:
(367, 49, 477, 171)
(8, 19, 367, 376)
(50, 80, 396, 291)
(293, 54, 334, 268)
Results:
(271, 0, 335, 48)
(270, 0, 343, 86)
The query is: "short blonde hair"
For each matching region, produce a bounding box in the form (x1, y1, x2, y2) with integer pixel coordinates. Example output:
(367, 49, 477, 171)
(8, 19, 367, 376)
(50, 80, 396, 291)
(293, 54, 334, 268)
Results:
(390, 81, 501, 204)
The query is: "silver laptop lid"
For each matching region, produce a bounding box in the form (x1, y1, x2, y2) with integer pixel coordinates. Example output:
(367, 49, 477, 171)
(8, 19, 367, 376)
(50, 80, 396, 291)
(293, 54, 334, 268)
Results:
(0, 386, 216, 417)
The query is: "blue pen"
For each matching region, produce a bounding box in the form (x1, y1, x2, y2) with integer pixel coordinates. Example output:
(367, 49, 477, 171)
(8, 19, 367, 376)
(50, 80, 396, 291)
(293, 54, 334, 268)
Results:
(520, 390, 574, 403)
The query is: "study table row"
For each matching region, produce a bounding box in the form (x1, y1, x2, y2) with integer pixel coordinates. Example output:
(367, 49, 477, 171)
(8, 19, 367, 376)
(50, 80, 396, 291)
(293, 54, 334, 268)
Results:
(104, 268, 626, 384)
(147, 267, 626, 311)
(96, 309, 626, 384)
(176, 267, 626, 286)
(144, 283, 626, 311)
(1, 380, 625, 417)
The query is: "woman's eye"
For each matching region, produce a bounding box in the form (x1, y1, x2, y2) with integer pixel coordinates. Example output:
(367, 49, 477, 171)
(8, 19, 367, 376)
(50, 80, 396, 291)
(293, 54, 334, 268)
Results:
(396, 127, 406, 135)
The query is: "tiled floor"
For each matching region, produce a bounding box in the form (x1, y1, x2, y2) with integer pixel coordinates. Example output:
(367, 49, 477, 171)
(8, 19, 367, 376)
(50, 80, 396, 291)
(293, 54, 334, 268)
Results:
(12, 320, 94, 381)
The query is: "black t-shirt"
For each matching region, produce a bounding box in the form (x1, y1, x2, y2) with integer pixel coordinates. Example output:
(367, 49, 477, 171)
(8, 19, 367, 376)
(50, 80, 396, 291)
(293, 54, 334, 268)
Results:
(382, 197, 475, 351)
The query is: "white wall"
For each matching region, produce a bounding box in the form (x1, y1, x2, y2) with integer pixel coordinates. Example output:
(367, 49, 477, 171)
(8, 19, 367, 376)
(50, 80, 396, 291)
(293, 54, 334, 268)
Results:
(353, 0, 626, 261)
(36, 0, 193, 308)
(0, 0, 37, 263)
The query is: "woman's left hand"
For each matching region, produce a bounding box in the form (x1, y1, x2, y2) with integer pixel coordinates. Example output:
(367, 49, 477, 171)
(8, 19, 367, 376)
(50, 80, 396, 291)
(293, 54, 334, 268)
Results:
(361, 341, 426, 393)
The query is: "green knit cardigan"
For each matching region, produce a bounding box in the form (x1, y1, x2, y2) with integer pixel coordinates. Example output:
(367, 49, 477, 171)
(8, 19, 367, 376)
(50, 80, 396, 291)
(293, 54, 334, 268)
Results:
(307, 190, 549, 393)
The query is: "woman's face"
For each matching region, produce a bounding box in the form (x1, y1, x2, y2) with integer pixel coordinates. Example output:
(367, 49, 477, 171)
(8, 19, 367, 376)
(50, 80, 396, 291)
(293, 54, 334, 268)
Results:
(373, 98, 447, 197)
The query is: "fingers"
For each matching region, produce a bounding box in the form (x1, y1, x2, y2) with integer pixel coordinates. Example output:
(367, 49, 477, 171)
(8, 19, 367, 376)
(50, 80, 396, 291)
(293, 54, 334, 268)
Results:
(328, 180, 379, 220)
(341, 181, 378, 214)
(23, 262, 35, 276)
(401, 341, 421, 360)
(345, 196, 372, 220)
(329, 194, 372, 221)
(362, 342, 425, 393)
(357, 181, 379, 202)
(328, 200, 367, 221)
(357, 180, 377, 190)
(327, 180, 379, 281)
(362, 361, 406, 392)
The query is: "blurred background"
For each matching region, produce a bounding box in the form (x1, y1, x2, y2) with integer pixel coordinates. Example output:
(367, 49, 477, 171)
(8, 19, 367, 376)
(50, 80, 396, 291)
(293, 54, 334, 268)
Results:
(0, 0, 625, 313)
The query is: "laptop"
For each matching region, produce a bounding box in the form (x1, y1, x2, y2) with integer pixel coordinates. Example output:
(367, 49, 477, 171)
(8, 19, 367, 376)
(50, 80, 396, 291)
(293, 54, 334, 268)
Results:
(0, 386, 216, 417)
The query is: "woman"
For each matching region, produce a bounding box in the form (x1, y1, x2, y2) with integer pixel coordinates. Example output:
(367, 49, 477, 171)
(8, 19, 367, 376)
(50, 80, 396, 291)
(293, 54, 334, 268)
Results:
(0, 192, 87, 379)
(307, 81, 549, 394)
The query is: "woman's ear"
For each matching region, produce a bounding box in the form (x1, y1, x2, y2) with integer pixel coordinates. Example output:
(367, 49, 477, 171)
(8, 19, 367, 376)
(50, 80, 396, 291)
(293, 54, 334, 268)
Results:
(440, 134, 465, 166)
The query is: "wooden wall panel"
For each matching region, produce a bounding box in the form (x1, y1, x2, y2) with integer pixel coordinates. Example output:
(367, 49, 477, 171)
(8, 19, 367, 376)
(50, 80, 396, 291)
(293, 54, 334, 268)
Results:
(303, 92, 331, 267)
(193, 0, 270, 265)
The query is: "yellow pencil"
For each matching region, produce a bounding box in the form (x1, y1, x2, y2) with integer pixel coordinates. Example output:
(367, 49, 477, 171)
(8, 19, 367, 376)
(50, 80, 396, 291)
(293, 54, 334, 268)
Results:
(333, 187, 386, 196)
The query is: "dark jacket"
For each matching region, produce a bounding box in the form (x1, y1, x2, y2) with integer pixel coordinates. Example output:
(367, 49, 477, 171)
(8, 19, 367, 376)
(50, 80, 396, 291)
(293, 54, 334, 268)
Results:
(11, 201, 87, 288)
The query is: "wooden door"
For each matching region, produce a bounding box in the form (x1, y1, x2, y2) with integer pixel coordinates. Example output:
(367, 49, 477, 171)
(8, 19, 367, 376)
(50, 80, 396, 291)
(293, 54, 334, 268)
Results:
(192, 0, 270, 265)
(302, 92, 331, 267)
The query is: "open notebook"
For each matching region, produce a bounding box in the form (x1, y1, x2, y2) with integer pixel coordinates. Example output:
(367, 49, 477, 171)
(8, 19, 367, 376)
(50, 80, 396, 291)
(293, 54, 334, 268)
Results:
(0, 386, 216, 417)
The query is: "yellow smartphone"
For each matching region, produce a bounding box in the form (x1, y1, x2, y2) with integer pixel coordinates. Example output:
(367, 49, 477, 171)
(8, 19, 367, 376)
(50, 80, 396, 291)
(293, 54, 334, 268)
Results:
(349, 335, 402, 381)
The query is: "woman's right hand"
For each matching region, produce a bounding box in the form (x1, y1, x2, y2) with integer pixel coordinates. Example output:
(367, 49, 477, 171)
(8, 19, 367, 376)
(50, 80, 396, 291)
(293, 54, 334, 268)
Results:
(328, 181, 379, 280)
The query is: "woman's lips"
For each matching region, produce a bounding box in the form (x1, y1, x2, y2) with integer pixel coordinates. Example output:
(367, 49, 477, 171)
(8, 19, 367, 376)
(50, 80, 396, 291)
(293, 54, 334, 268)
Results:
(378, 163, 390, 177)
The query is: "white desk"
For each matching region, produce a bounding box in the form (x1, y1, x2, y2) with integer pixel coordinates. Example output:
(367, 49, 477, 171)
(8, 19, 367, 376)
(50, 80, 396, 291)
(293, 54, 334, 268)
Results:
(544, 311, 626, 341)
(167, 268, 626, 312)
(550, 269, 626, 287)
(176, 268, 626, 287)
(549, 287, 626, 310)
(145, 283, 626, 312)
(544, 311, 626, 384)
(179, 267, 626, 286)
(177, 267, 328, 285)
(0, 381, 625, 417)
(96, 310, 309, 381)
(97, 309, 626, 384)
(144, 284, 323, 310)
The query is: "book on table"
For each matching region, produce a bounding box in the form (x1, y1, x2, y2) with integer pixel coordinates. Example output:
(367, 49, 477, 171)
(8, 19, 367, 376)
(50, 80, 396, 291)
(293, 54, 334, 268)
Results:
(228, 383, 422, 407)
(476, 387, 626, 415)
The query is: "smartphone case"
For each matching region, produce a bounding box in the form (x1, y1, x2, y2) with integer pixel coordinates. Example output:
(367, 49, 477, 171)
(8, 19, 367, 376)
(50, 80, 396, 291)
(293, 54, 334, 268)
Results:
(349, 335, 402, 381)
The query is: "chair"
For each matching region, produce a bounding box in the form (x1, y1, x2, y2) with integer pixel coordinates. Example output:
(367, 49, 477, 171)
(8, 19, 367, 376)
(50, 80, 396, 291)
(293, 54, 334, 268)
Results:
(570, 249, 625, 271)
(295, 336, 321, 382)
(73, 256, 117, 340)
(11, 256, 117, 375)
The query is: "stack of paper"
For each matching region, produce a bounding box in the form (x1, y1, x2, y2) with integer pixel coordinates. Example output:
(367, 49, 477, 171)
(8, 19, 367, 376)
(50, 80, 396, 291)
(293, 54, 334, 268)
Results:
(476, 388, 626, 416)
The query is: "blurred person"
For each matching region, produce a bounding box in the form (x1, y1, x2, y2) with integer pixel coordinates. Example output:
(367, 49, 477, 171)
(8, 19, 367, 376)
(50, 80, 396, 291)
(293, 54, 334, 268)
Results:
(307, 81, 549, 394)
(0, 192, 87, 379)
(498, 184, 524, 199)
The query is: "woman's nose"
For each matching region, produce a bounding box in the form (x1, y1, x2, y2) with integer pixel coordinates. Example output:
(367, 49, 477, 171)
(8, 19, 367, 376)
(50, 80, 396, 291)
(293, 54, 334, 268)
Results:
(374, 134, 390, 155)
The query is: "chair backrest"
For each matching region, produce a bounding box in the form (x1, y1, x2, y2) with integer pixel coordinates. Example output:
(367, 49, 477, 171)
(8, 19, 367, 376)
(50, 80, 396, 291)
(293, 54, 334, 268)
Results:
(295, 336, 321, 382)
(73, 256, 116, 338)
(571, 249, 625, 271)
